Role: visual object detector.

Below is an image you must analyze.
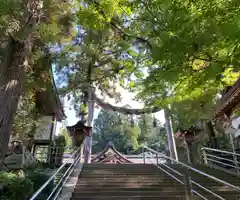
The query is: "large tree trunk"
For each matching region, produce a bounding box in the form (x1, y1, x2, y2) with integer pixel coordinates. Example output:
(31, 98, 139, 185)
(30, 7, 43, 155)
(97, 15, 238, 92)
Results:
(0, 39, 28, 166)
(0, 0, 43, 167)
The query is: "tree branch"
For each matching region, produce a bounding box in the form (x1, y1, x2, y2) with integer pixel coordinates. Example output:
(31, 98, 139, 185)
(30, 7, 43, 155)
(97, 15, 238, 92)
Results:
(89, 0, 152, 50)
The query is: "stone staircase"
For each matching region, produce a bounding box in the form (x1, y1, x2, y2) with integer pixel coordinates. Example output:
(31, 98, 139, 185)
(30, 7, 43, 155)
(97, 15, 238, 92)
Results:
(71, 164, 187, 200)
(71, 163, 240, 200)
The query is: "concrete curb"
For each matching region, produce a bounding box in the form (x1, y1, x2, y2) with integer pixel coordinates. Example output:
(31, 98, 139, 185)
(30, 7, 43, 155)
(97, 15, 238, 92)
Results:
(58, 163, 83, 200)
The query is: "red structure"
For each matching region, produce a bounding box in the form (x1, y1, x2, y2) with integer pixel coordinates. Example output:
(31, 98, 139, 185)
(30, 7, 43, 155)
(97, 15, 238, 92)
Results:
(91, 142, 133, 164)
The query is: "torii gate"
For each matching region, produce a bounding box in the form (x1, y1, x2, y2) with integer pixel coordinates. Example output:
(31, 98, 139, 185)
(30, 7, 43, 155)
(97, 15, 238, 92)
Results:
(68, 86, 177, 163)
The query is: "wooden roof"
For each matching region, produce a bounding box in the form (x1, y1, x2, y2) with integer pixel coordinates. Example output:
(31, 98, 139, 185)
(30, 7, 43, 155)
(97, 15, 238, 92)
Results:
(215, 78, 240, 117)
(91, 142, 133, 164)
(36, 67, 66, 121)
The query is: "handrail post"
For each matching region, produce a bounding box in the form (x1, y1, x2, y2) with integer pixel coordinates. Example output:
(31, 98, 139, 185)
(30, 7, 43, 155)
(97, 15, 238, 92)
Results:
(202, 148, 208, 165)
(142, 148, 146, 164)
(156, 153, 159, 165)
(183, 168, 192, 200)
(233, 152, 240, 176)
(229, 134, 239, 176)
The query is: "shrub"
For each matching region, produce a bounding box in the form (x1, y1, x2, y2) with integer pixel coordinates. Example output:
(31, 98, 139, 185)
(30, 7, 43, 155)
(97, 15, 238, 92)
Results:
(0, 169, 55, 200)
(55, 135, 66, 147)
(0, 172, 33, 200)
(27, 170, 55, 199)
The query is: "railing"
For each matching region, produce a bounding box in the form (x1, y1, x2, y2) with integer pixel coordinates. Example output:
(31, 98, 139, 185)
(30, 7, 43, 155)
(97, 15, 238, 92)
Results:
(125, 154, 166, 164)
(201, 147, 240, 175)
(29, 148, 82, 200)
(34, 146, 75, 163)
(142, 146, 240, 200)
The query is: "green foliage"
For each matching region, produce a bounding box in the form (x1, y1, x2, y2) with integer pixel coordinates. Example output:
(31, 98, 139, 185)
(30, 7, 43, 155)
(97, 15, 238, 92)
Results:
(138, 114, 167, 151)
(1, 0, 240, 160)
(129, 0, 240, 125)
(0, 172, 33, 200)
(12, 90, 39, 140)
(0, 170, 55, 200)
(54, 135, 66, 148)
(27, 170, 55, 200)
(55, 0, 240, 129)
(92, 110, 166, 153)
(59, 128, 73, 148)
(93, 110, 128, 153)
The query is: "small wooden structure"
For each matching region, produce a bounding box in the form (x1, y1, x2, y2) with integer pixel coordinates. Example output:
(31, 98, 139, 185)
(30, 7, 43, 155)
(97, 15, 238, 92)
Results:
(91, 142, 133, 164)
(215, 78, 240, 138)
(32, 68, 66, 163)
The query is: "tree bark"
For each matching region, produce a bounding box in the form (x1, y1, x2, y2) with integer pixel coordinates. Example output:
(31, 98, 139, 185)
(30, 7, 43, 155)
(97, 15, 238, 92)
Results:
(0, 0, 43, 167)
(205, 121, 218, 148)
(0, 39, 28, 166)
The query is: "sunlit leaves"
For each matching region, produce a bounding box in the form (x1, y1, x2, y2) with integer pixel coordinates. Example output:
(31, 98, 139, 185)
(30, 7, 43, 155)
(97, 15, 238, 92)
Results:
(77, 0, 128, 30)
(38, 23, 61, 42)
(54, 0, 240, 127)
(222, 67, 240, 85)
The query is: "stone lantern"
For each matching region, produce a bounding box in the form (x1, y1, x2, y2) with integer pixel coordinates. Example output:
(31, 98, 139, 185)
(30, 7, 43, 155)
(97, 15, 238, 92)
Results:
(67, 121, 92, 147)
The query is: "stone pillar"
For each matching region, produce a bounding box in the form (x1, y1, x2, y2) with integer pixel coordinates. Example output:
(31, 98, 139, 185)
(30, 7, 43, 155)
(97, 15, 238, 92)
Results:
(84, 86, 95, 163)
(164, 108, 178, 161)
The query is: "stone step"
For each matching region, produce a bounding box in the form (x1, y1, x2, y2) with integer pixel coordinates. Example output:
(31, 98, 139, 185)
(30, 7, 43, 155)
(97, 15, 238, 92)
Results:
(73, 187, 185, 192)
(81, 169, 159, 172)
(72, 191, 186, 197)
(71, 163, 240, 200)
(79, 174, 163, 177)
(75, 184, 182, 188)
(71, 196, 187, 200)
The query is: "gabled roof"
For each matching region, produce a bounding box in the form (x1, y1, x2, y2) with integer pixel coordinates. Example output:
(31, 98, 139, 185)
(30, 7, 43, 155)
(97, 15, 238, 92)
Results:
(91, 142, 133, 164)
(215, 78, 240, 117)
(36, 67, 66, 121)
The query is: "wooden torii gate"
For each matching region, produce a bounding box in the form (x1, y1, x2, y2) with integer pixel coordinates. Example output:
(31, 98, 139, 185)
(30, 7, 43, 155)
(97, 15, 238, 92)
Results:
(72, 85, 178, 164)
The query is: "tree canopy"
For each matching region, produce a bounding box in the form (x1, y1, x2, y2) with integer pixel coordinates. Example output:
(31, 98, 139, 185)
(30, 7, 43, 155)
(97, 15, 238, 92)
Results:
(0, 0, 240, 165)
(92, 110, 166, 154)
(55, 0, 240, 126)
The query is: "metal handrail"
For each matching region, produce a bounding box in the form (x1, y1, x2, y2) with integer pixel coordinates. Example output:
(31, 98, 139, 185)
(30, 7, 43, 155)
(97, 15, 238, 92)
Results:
(201, 147, 240, 175)
(142, 146, 240, 200)
(202, 147, 240, 157)
(206, 157, 240, 169)
(205, 153, 239, 164)
(34, 146, 75, 163)
(29, 148, 82, 200)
